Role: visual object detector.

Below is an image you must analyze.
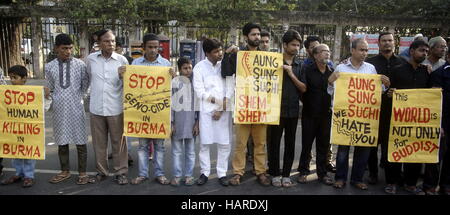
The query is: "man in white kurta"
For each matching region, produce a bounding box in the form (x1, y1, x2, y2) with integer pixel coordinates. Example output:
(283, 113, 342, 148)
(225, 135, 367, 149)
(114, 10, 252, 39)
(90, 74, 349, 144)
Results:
(193, 38, 232, 186)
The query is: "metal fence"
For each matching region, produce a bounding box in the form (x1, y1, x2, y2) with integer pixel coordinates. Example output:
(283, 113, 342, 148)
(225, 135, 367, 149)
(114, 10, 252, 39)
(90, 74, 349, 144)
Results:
(1, 18, 447, 78)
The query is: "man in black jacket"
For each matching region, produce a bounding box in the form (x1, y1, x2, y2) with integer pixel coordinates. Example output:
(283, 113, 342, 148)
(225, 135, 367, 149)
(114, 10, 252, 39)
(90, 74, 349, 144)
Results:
(366, 32, 405, 185)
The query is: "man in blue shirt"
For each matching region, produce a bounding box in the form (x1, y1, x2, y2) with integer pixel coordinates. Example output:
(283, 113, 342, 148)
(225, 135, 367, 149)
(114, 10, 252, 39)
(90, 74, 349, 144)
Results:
(119, 33, 174, 186)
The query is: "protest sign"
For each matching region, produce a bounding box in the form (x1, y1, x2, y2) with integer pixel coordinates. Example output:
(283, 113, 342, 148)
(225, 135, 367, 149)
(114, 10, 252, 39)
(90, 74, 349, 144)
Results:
(388, 89, 441, 163)
(234, 51, 283, 125)
(0, 85, 45, 160)
(331, 73, 382, 147)
(123, 65, 172, 139)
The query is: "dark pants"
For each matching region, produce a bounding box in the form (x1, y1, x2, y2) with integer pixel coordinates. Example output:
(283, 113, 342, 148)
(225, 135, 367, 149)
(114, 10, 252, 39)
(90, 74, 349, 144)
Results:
(58, 144, 88, 173)
(298, 115, 331, 178)
(441, 133, 450, 190)
(368, 104, 391, 177)
(0, 158, 3, 173)
(268, 117, 298, 177)
(385, 162, 422, 186)
(335, 146, 371, 183)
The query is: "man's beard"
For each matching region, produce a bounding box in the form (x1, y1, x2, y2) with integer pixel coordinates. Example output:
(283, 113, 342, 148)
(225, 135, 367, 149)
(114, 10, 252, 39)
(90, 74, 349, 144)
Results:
(248, 39, 260, 47)
(414, 56, 426, 64)
(381, 47, 393, 54)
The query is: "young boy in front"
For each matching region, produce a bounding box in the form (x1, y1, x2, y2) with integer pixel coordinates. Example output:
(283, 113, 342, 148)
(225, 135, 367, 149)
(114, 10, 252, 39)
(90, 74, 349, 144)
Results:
(0, 65, 36, 188)
(170, 57, 199, 186)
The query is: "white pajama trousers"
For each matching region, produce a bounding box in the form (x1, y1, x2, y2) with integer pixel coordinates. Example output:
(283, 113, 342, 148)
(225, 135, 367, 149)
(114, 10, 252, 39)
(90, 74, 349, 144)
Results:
(199, 143, 231, 178)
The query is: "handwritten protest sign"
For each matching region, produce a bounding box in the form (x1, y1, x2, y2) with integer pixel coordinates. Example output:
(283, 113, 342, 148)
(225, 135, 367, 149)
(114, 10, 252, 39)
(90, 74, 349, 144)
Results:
(331, 73, 382, 147)
(388, 89, 441, 163)
(0, 85, 45, 160)
(234, 51, 283, 125)
(123, 65, 171, 139)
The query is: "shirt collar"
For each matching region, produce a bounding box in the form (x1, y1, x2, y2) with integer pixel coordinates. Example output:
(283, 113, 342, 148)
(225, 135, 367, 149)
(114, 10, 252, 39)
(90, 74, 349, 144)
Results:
(345, 58, 366, 70)
(141, 54, 163, 64)
(57, 57, 72, 63)
(205, 58, 221, 67)
(97, 51, 119, 60)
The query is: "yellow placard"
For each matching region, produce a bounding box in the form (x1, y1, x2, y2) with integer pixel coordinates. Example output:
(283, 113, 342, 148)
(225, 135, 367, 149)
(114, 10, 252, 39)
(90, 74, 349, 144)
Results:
(331, 73, 382, 147)
(234, 51, 283, 125)
(0, 85, 45, 160)
(388, 89, 442, 163)
(123, 65, 171, 139)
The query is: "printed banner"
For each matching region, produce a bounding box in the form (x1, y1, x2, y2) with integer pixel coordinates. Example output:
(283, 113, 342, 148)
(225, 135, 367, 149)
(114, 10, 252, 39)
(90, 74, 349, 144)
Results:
(351, 34, 379, 55)
(388, 89, 442, 163)
(0, 85, 45, 160)
(234, 51, 283, 125)
(331, 73, 382, 147)
(123, 65, 171, 139)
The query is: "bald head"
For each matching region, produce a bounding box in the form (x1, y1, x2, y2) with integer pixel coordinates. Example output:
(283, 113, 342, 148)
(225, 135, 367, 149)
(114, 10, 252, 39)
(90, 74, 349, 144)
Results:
(312, 44, 331, 65)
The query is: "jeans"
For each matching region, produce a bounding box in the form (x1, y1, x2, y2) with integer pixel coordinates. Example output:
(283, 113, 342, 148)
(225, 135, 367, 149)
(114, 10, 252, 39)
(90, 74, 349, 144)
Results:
(12, 159, 36, 179)
(126, 137, 137, 155)
(138, 138, 165, 178)
(172, 138, 195, 177)
(335, 146, 371, 183)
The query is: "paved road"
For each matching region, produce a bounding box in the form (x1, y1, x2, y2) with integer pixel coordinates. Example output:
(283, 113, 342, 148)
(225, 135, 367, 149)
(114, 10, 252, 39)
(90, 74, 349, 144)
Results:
(0, 79, 419, 195)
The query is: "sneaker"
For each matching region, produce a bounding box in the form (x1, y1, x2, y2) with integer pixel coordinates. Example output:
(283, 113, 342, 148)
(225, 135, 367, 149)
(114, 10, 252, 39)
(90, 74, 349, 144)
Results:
(197, 174, 208, 186)
(131, 176, 147, 185)
(219, 176, 229, 186)
(257, 173, 270, 186)
(170, 177, 182, 187)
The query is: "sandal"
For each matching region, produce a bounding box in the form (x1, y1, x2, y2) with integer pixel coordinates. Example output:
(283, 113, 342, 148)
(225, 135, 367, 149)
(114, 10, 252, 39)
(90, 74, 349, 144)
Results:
(384, 184, 397, 194)
(155, 175, 170, 185)
(333, 180, 346, 189)
(131, 176, 148, 185)
(297, 175, 307, 184)
(49, 172, 71, 184)
(76, 175, 90, 185)
(22, 178, 34, 188)
(1, 175, 22, 185)
(184, 176, 195, 186)
(229, 174, 241, 186)
(351, 182, 368, 190)
(282, 177, 295, 187)
(405, 186, 425, 195)
(88, 173, 107, 184)
(115, 174, 128, 185)
(257, 173, 271, 186)
(170, 177, 181, 187)
(272, 176, 282, 187)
